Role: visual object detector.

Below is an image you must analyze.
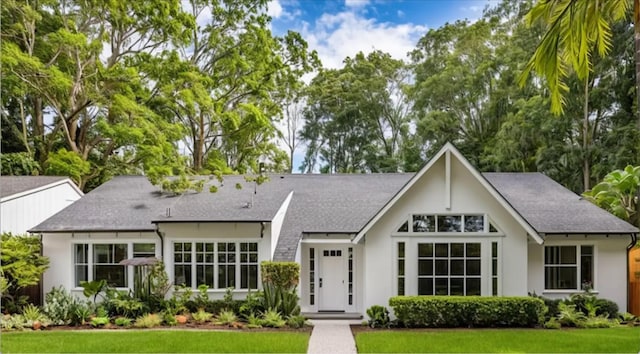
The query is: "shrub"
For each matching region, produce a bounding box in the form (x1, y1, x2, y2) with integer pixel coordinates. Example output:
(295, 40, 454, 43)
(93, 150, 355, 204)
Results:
(261, 309, 286, 328)
(544, 317, 561, 329)
(595, 298, 619, 318)
(389, 296, 545, 328)
(114, 317, 132, 327)
(557, 303, 587, 327)
(529, 292, 561, 321)
(1, 314, 27, 331)
(246, 313, 262, 329)
(240, 290, 265, 318)
(90, 316, 110, 327)
(286, 314, 307, 329)
(192, 309, 213, 324)
(215, 310, 237, 326)
(134, 313, 162, 328)
(261, 262, 300, 289)
(43, 286, 78, 325)
(366, 305, 391, 328)
(0, 233, 50, 313)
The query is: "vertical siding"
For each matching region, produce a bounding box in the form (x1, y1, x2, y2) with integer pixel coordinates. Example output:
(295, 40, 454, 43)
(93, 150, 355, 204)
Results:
(1, 183, 81, 235)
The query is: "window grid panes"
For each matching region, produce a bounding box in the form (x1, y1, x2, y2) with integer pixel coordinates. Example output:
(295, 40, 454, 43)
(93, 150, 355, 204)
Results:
(491, 241, 498, 296)
(133, 243, 156, 258)
(217, 243, 236, 289)
(174, 242, 192, 287)
(418, 242, 481, 296)
(397, 242, 405, 296)
(93, 244, 127, 287)
(196, 242, 215, 287)
(544, 245, 594, 290)
(399, 214, 486, 233)
(240, 242, 258, 290)
(348, 247, 353, 305)
(74, 244, 88, 286)
(309, 248, 315, 305)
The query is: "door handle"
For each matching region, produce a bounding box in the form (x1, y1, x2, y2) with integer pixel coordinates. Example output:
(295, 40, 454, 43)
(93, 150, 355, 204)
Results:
(319, 278, 323, 288)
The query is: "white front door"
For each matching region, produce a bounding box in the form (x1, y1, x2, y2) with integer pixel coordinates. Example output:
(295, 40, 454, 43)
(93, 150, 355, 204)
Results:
(319, 248, 346, 311)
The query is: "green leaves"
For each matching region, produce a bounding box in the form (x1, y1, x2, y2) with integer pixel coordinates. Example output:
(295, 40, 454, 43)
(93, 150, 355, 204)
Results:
(583, 165, 640, 226)
(521, 0, 631, 114)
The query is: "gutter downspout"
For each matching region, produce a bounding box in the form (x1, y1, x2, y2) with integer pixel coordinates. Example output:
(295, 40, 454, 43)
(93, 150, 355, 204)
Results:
(627, 232, 638, 314)
(154, 227, 165, 259)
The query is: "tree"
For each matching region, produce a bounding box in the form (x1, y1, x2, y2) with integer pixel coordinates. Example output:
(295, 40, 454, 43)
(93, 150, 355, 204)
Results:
(583, 165, 640, 227)
(0, 233, 50, 313)
(2, 0, 193, 190)
(300, 51, 411, 173)
(520, 0, 633, 117)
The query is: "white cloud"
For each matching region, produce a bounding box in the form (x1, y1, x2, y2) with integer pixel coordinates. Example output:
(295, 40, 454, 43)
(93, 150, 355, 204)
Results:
(267, 0, 284, 18)
(345, 0, 370, 8)
(301, 11, 427, 69)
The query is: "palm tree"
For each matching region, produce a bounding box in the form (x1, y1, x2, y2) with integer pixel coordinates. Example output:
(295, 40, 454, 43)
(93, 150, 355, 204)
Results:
(520, 0, 634, 117)
(520, 0, 636, 190)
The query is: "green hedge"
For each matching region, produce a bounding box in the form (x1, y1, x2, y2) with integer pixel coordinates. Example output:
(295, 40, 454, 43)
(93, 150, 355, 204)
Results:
(260, 262, 299, 289)
(389, 296, 545, 328)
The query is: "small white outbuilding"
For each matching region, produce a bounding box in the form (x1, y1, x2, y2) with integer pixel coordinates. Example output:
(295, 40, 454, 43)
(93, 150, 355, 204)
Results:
(1, 176, 83, 235)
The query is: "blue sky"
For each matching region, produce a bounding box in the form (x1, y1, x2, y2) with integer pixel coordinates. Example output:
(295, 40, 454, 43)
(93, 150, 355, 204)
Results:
(267, 0, 498, 69)
(262, 0, 499, 171)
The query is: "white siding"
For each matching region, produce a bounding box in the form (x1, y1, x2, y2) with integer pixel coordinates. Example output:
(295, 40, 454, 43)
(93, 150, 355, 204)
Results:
(528, 235, 630, 312)
(1, 182, 82, 235)
(361, 155, 531, 313)
(158, 222, 271, 300)
(42, 231, 159, 299)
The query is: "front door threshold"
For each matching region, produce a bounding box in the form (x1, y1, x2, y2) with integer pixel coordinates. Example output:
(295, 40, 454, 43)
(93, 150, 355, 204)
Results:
(302, 312, 363, 320)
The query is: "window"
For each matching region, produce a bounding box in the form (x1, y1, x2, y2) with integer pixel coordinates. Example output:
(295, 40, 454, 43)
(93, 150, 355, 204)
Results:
(399, 214, 486, 233)
(491, 241, 498, 295)
(93, 244, 127, 287)
(74, 242, 153, 288)
(173, 241, 259, 290)
(397, 242, 405, 295)
(309, 248, 315, 305)
(418, 242, 481, 296)
(544, 245, 594, 290)
(348, 247, 353, 305)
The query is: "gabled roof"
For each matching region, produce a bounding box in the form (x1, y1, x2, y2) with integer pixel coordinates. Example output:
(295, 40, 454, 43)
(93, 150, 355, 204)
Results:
(353, 143, 545, 244)
(1, 176, 82, 202)
(484, 173, 638, 235)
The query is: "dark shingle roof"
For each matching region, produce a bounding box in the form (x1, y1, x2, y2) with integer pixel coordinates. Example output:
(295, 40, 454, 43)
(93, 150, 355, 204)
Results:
(484, 173, 638, 234)
(1, 176, 71, 199)
(31, 173, 638, 259)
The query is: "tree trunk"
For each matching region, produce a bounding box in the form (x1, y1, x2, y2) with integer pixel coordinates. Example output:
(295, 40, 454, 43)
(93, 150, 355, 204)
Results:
(635, 0, 640, 129)
(582, 77, 590, 192)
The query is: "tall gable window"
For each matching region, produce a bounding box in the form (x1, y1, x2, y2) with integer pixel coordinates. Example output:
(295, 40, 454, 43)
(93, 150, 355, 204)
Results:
(173, 241, 259, 290)
(544, 245, 594, 290)
(399, 214, 489, 233)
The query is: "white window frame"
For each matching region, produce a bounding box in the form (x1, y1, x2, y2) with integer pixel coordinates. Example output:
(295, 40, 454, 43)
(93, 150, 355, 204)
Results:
(72, 241, 158, 289)
(172, 240, 259, 290)
(543, 244, 595, 292)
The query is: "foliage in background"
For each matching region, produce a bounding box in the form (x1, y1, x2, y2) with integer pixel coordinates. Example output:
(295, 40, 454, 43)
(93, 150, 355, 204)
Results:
(583, 165, 640, 227)
(0, 233, 49, 313)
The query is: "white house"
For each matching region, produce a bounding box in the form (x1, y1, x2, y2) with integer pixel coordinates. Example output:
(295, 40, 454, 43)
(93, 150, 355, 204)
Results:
(1, 176, 83, 235)
(30, 144, 638, 315)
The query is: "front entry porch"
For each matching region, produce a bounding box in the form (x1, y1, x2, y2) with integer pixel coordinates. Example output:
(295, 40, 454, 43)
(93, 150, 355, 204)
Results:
(299, 237, 362, 315)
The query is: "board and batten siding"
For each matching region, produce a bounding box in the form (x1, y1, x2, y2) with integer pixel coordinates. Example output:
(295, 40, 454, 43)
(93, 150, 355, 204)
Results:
(1, 181, 82, 235)
(361, 155, 531, 312)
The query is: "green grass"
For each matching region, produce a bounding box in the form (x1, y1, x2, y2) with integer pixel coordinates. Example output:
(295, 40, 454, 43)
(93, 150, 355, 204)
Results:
(355, 327, 640, 353)
(1, 330, 310, 353)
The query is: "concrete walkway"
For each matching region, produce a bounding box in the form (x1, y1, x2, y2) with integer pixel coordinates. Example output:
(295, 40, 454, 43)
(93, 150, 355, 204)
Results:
(307, 320, 359, 354)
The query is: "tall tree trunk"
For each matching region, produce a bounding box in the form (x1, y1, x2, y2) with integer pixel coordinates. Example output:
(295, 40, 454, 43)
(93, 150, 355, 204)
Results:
(583, 77, 590, 192)
(635, 0, 640, 129)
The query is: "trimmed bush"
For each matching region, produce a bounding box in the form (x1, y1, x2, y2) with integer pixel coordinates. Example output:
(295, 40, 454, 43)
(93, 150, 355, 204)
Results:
(389, 296, 545, 328)
(261, 262, 300, 289)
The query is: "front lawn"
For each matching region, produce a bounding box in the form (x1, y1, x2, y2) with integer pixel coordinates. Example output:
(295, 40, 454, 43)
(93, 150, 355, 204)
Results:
(1, 330, 310, 353)
(355, 327, 640, 353)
